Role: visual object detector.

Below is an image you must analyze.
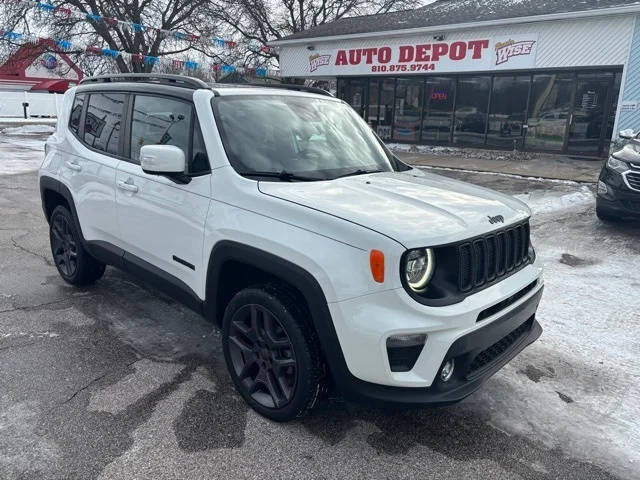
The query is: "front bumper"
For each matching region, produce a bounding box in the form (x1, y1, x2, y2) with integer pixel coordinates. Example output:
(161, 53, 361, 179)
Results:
(335, 288, 542, 407)
(324, 260, 544, 406)
(597, 168, 640, 219)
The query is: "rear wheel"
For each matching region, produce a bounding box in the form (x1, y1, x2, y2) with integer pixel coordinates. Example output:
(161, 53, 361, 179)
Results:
(49, 205, 105, 285)
(222, 285, 322, 421)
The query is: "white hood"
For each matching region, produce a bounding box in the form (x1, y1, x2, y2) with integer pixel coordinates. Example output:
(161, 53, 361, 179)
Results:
(258, 170, 530, 248)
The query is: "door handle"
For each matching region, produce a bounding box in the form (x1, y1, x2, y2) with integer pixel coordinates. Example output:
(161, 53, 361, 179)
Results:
(117, 180, 139, 193)
(64, 161, 82, 172)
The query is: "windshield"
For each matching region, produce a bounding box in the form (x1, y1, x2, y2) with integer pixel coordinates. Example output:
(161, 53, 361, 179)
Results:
(212, 95, 396, 181)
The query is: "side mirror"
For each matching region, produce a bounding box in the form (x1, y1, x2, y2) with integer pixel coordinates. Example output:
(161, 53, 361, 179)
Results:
(619, 129, 636, 140)
(140, 145, 185, 174)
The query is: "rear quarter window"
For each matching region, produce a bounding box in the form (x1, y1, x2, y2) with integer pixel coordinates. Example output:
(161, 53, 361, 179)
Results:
(69, 94, 84, 136)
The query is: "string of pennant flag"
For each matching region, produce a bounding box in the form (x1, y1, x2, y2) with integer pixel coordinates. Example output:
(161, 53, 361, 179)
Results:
(0, 29, 281, 77)
(1, 0, 276, 54)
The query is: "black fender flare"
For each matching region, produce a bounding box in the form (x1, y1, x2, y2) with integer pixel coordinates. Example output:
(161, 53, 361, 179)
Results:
(204, 240, 354, 390)
(39, 175, 84, 237)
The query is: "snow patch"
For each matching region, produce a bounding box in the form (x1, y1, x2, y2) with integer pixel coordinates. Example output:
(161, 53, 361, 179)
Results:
(1, 125, 55, 135)
(386, 142, 461, 155)
(0, 331, 60, 339)
(0, 130, 48, 175)
(514, 186, 595, 215)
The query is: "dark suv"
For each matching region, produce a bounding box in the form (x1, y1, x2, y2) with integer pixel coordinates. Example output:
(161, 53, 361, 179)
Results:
(596, 130, 640, 221)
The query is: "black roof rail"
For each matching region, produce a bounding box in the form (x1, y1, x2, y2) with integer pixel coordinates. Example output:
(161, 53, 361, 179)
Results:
(79, 73, 210, 90)
(245, 83, 333, 97)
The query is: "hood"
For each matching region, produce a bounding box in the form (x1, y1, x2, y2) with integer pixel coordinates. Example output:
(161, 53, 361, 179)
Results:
(258, 170, 530, 248)
(613, 140, 640, 164)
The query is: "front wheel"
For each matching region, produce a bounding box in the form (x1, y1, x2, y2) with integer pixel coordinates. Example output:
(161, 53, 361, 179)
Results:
(222, 285, 322, 421)
(49, 205, 106, 285)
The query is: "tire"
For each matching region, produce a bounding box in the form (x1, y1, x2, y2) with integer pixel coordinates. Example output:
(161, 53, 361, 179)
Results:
(49, 205, 106, 285)
(222, 285, 322, 422)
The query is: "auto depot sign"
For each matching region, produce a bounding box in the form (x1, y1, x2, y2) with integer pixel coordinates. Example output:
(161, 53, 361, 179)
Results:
(303, 34, 538, 76)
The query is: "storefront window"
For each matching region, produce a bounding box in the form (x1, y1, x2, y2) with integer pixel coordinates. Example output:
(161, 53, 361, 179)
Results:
(453, 76, 491, 145)
(487, 75, 531, 149)
(393, 78, 423, 142)
(422, 77, 455, 143)
(335, 68, 621, 157)
(526, 73, 573, 152)
(376, 79, 395, 140)
(368, 79, 379, 125)
(341, 78, 367, 117)
(367, 79, 395, 140)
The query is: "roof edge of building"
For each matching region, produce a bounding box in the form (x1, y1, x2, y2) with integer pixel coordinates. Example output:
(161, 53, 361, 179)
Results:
(270, 3, 640, 46)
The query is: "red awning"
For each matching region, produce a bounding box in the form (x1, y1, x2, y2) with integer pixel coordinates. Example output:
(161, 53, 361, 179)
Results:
(31, 79, 73, 93)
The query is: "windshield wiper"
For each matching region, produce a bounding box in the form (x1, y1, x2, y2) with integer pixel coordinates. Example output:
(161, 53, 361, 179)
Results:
(333, 168, 384, 179)
(239, 170, 321, 182)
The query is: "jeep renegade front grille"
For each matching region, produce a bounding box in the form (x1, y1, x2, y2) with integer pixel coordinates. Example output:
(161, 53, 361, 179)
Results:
(457, 222, 530, 293)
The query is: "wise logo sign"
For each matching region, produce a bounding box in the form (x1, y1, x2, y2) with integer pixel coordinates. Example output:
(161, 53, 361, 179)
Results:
(309, 54, 332, 72)
(495, 39, 536, 66)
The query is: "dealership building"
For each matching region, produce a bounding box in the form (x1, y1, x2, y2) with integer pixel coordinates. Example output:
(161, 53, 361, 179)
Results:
(272, 0, 640, 157)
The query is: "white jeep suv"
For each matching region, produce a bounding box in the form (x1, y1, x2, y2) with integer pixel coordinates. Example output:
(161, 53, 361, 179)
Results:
(40, 74, 543, 421)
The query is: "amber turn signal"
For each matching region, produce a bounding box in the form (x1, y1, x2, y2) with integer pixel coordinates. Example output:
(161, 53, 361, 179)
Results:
(370, 249, 385, 283)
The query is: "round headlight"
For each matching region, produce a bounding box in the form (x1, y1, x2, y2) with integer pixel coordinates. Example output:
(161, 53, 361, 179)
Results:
(404, 248, 435, 292)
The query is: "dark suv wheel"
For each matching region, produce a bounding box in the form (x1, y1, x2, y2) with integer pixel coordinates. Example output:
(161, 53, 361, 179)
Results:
(49, 205, 106, 285)
(222, 285, 322, 421)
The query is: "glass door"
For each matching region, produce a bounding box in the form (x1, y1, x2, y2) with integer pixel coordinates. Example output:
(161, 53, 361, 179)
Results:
(525, 73, 574, 152)
(566, 72, 614, 156)
(487, 75, 531, 149)
(422, 77, 455, 143)
(393, 78, 423, 142)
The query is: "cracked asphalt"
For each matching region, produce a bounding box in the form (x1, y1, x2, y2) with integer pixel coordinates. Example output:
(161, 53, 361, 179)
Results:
(1, 157, 638, 479)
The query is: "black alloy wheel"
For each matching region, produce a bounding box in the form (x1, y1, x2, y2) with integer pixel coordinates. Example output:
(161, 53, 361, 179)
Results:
(222, 286, 322, 421)
(48, 205, 106, 285)
(50, 212, 78, 277)
(227, 304, 297, 409)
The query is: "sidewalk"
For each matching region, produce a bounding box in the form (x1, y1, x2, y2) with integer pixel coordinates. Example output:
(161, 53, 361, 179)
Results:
(390, 144, 604, 183)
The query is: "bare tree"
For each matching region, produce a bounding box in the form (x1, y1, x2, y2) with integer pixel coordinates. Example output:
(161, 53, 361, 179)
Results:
(1, 0, 240, 74)
(205, 0, 427, 67)
(1, 0, 427, 77)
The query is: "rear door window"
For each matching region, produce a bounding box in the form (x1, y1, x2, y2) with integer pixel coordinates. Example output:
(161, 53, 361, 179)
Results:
(83, 93, 126, 155)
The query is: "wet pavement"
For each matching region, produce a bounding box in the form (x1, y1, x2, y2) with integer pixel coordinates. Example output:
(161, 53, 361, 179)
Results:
(1, 165, 639, 479)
